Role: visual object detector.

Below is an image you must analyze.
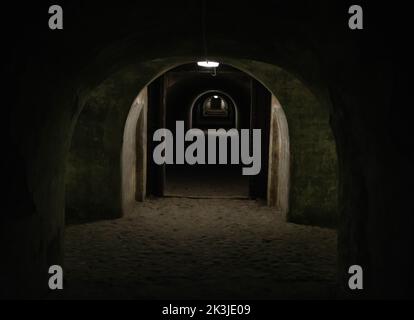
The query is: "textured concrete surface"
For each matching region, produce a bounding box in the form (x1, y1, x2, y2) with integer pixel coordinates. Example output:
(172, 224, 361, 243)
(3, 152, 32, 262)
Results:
(60, 198, 337, 299)
(122, 88, 147, 213)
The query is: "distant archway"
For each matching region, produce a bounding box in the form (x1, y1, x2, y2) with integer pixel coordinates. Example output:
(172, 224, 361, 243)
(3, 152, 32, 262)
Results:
(119, 63, 292, 218)
(189, 90, 239, 130)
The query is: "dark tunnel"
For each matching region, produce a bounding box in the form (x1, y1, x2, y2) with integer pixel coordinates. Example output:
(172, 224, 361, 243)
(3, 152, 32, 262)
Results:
(164, 64, 252, 198)
(2, 1, 414, 300)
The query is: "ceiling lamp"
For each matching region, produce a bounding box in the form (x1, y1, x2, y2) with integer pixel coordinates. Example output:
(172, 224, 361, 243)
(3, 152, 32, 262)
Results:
(197, 61, 220, 68)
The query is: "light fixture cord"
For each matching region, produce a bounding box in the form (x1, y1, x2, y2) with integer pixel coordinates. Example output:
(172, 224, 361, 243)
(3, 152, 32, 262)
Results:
(202, 0, 208, 61)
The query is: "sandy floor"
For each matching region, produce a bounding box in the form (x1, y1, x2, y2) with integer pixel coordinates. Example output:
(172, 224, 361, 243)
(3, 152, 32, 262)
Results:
(165, 165, 249, 197)
(59, 198, 337, 300)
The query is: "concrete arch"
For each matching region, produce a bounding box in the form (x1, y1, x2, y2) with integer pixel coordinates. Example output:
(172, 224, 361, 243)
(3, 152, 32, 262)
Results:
(5, 2, 408, 299)
(188, 90, 240, 129)
(121, 88, 147, 215)
(112, 61, 304, 219)
(67, 58, 335, 222)
(268, 95, 290, 217)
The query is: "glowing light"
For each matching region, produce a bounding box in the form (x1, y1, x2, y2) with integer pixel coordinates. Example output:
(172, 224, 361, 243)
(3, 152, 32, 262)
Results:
(213, 95, 219, 99)
(197, 61, 220, 68)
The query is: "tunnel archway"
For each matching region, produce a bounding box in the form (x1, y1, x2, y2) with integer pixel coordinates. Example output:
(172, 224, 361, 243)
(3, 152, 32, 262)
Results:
(67, 59, 337, 224)
(118, 66, 295, 213)
(6, 10, 347, 299)
(65, 58, 338, 299)
(121, 88, 147, 215)
(4, 2, 411, 300)
(189, 90, 239, 130)
(70, 58, 336, 223)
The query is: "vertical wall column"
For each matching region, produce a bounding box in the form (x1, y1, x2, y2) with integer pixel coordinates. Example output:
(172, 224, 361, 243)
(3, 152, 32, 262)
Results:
(147, 75, 167, 196)
(135, 100, 148, 202)
(249, 80, 271, 199)
(121, 88, 148, 215)
(267, 95, 290, 218)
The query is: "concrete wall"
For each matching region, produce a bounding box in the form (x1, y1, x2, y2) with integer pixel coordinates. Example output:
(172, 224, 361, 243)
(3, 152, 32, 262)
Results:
(65, 62, 174, 224)
(228, 61, 338, 227)
(273, 67, 337, 227)
(268, 95, 290, 217)
(121, 88, 147, 215)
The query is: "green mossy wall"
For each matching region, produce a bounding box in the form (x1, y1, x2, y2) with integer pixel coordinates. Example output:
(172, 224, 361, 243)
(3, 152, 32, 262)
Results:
(65, 61, 178, 224)
(272, 69, 337, 227)
(281, 74, 337, 227)
(230, 61, 338, 227)
(66, 81, 121, 223)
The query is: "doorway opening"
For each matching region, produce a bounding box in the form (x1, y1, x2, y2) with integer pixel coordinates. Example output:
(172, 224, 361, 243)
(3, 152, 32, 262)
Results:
(145, 63, 281, 202)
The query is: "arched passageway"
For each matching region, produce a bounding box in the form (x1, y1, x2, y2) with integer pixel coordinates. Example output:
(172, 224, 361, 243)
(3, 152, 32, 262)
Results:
(4, 2, 412, 300)
(62, 60, 338, 299)
(67, 61, 337, 225)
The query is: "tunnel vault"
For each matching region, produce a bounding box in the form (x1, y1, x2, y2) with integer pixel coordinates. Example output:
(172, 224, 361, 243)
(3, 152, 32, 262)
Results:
(66, 60, 337, 225)
(6, 3, 411, 298)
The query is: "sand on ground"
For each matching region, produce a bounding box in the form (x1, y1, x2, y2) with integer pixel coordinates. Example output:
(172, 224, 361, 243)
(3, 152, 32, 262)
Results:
(59, 197, 337, 299)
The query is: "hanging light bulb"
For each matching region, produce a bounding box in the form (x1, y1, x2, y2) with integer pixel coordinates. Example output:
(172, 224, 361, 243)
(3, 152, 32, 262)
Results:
(197, 61, 220, 68)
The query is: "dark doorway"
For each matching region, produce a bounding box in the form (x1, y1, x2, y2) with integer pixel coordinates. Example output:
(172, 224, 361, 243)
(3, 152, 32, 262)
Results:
(146, 64, 271, 199)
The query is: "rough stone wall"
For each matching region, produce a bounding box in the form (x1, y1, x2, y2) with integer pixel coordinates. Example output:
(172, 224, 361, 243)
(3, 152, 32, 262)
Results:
(271, 68, 338, 227)
(66, 80, 119, 223)
(229, 61, 338, 227)
(65, 62, 175, 224)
